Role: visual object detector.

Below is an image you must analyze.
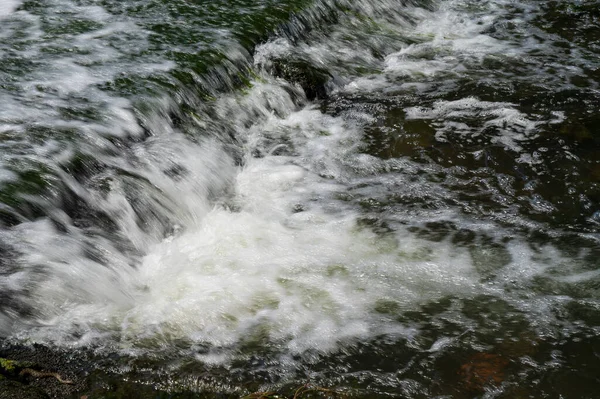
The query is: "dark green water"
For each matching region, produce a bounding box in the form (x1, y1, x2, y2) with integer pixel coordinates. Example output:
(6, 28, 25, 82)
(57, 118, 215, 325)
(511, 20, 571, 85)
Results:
(0, 0, 599, 397)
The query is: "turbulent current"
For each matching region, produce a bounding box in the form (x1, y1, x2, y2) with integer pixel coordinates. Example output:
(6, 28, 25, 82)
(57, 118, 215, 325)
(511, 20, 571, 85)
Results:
(0, 0, 599, 397)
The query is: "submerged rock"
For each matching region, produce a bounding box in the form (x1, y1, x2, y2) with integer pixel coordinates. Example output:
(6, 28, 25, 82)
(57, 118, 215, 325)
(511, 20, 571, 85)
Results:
(270, 58, 332, 101)
(458, 352, 509, 391)
(0, 379, 49, 399)
(0, 357, 53, 399)
(0, 345, 83, 399)
(0, 357, 34, 378)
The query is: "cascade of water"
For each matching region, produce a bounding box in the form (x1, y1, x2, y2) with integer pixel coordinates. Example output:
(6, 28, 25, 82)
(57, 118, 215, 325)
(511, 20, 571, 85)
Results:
(0, 0, 599, 396)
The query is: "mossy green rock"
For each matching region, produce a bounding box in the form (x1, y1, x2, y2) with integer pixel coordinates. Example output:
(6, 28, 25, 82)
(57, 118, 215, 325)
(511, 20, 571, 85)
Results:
(0, 357, 17, 373)
(0, 357, 35, 377)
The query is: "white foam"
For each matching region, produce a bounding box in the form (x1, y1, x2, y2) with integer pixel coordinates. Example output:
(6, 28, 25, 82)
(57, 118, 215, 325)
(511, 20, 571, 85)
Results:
(5, 69, 588, 361)
(0, 0, 21, 18)
(405, 97, 545, 152)
(59, 156, 480, 356)
(1, 0, 597, 369)
(4, 77, 483, 359)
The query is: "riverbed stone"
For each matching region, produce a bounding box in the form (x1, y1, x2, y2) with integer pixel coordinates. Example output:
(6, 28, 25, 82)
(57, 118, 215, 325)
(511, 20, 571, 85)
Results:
(0, 379, 49, 399)
(270, 58, 332, 101)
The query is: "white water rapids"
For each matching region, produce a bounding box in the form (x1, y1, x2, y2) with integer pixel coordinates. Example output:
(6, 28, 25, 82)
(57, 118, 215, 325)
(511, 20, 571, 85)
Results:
(0, 0, 598, 378)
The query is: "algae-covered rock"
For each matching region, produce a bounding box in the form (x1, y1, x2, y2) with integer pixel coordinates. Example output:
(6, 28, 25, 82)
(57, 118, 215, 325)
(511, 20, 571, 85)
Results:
(0, 357, 35, 378)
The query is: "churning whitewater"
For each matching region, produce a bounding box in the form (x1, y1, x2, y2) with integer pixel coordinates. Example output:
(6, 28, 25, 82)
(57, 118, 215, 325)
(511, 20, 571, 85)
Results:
(1, 0, 599, 396)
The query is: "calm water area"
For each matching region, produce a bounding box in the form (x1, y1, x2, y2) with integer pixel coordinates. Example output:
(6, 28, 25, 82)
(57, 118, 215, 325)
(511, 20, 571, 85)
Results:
(0, 0, 599, 397)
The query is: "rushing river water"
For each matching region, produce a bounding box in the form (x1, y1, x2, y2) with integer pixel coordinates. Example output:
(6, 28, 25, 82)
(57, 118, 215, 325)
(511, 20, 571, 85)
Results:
(0, 0, 599, 397)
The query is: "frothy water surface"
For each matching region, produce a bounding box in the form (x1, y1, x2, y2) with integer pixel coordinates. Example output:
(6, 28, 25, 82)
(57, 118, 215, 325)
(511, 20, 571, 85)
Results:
(1, 0, 599, 396)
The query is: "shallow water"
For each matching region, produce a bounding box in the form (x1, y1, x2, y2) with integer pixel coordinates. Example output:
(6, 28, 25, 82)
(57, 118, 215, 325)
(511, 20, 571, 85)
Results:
(0, 0, 599, 397)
